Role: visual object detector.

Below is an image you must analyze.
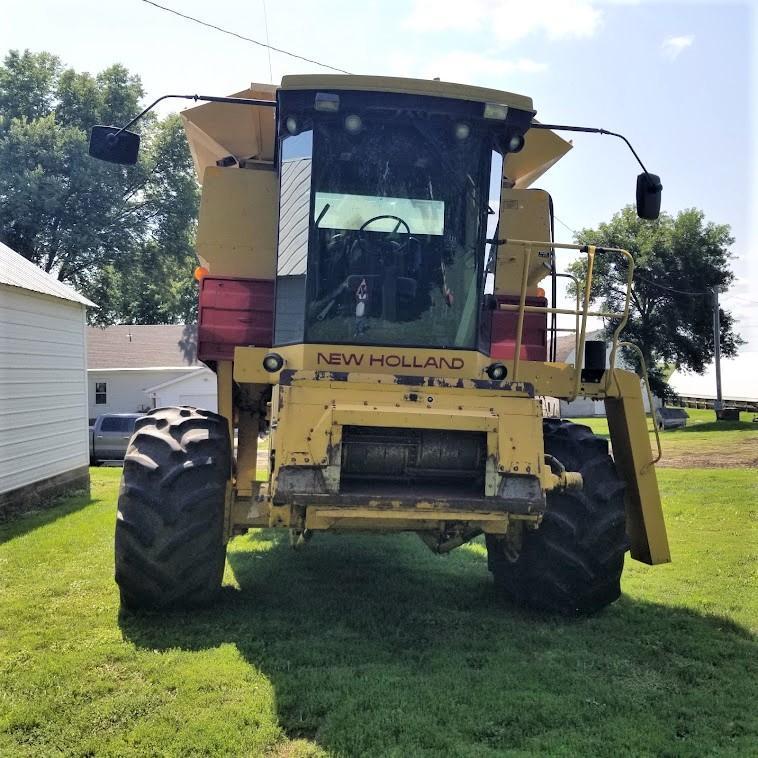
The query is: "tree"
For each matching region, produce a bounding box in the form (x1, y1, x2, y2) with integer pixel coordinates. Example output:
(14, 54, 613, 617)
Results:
(569, 206, 742, 399)
(0, 50, 199, 324)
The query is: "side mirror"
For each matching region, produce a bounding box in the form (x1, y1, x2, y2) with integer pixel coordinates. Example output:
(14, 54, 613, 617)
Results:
(636, 172, 662, 220)
(89, 125, 141, 165)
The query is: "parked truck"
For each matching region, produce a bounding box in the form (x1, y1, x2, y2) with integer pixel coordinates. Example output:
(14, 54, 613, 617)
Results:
(89, 413, 144, 465)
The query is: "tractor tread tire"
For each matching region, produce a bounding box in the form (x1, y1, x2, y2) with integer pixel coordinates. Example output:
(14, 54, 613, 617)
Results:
(115, 406, 230, 610)
(487, 419, 630, 615)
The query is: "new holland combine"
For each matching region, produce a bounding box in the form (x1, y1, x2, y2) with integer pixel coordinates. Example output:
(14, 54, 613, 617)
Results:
(90, 75, 670, 615)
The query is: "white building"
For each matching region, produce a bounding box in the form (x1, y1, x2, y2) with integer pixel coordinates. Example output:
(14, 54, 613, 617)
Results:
(87, 325, 217, 421)
(0, 241, 94, 518)
(555, 331, 659, 417)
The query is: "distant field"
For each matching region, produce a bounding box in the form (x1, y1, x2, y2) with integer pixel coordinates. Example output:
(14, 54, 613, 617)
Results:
(1, 456, 756, 755)
(572, 408, 758, 468)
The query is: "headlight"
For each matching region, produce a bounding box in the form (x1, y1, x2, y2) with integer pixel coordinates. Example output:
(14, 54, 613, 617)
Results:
(262, 352, 285, 373)
(486, 362, 507, 381)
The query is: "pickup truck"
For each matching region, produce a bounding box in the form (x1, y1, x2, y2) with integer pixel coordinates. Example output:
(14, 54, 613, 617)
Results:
(89, 413, 144, 464)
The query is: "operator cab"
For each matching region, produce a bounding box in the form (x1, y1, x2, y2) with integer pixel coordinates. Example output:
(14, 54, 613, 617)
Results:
(273, 83, 534, 352)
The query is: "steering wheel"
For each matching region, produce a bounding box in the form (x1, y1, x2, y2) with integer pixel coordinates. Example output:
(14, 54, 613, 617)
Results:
(357, 214, 412, 257)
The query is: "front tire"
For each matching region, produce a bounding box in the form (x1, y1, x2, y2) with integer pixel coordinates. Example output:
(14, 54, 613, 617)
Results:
(115, 407, 231, 610)
(487, 419, 630, 615)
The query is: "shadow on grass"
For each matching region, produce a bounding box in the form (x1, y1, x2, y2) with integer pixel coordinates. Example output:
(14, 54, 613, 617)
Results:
(0, 490, 96, 546)
(119, 531, 756, 755)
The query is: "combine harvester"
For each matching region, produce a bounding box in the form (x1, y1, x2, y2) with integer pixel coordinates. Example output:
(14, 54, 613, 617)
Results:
(89, 75, 670, 614)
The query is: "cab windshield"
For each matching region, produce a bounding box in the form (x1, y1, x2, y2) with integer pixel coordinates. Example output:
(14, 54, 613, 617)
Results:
(304, 118, 489, 349)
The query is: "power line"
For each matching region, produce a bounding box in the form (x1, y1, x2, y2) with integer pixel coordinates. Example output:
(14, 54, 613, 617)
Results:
(140, 0, 352, 75)
(554, 215, 578, 236)
(632, 273, 710, 297)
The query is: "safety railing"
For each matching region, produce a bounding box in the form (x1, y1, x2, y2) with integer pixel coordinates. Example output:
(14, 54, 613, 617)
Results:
(495, 240, 634, 402)
(613, 341, 663, 471)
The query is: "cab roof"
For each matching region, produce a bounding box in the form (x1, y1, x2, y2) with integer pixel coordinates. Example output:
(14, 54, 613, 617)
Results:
(279, 74, 534, 113)
(181, 76, 570, 187)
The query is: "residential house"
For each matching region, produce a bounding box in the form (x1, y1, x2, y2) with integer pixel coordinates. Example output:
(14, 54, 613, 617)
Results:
(87, 325, 217, 422)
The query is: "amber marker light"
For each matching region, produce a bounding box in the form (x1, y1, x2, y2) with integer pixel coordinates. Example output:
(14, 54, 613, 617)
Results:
(194, 266, 209, 281)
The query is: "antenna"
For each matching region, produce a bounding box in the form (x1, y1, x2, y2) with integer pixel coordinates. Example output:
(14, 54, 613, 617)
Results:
(261, 0, 273, 85)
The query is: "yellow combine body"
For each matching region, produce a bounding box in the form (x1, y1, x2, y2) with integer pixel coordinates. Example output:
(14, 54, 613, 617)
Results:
(100, 75, 669, 615)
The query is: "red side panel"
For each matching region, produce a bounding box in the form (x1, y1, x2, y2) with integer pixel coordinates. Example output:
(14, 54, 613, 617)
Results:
(198, 276, 274, 362)
(490, 294, 548, 361)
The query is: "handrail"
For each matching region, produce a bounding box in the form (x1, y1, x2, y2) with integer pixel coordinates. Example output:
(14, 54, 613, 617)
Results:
(512, 247, 532, 382)
(498, 239, 635, 401)
(613, 341, 663, 471)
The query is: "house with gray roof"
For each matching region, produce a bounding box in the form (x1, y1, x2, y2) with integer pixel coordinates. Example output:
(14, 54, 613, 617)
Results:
(86, 324, 217, 421)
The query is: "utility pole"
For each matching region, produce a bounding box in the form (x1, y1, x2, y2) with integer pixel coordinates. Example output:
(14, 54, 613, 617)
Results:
(712, 287, 723, 412)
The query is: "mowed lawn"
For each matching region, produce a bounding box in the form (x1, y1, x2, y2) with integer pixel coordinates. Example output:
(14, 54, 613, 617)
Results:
(574, 409, 758, 468)
(1, 427, 757, 755)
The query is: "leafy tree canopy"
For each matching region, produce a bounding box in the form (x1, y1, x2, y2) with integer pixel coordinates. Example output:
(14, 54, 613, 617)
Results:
(0, 50, 199, 325)
(569, 206, 742, 398)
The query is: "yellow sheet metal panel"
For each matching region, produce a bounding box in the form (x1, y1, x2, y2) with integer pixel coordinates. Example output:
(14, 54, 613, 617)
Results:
(331, 403, 499, 433)
(505, 127, 572, 189)
(605, 370, 670, 565)
(269, 378, 548, 497)
(195, 166, 277, 279)
(304, 507, 509, 533)
(239, 344, 500, 381)
(236, 410, 259, 498)
(232, 343, 637, 403)
(233, 346, 278, 383)
(495, 189, 552, 295)
(181, 85, 276, 182)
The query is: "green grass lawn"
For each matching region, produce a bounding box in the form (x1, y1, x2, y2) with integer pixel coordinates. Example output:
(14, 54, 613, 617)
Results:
(1, 466, 756, 756)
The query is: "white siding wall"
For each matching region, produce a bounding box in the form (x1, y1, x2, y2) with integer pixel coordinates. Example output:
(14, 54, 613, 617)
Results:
(0, 286, 89, 494)
(151, 369, 218, 412)
(87, 369, 190, 420)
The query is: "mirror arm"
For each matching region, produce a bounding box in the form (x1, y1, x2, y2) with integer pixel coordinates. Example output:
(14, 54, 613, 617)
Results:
(530, 123, 650, 175)
(115, 93, 277, 136)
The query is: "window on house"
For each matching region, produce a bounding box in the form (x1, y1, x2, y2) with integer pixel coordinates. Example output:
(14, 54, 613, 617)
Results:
(95, 382, 107, 405)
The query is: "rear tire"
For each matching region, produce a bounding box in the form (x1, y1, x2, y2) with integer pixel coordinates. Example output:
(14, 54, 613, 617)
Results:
(487, 419, 630, 615)
(115, 407, 231, 610)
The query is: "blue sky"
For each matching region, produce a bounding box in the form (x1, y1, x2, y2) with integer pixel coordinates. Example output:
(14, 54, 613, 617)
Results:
(3, 0, 756, 356)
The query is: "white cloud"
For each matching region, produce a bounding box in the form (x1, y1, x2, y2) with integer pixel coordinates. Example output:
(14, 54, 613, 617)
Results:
(661, 34, 694, 60)
(490, 1, 603, 43)
(403, 0, 603, 43)
(388, 51, 548, 84)
(403, 0, 490, 33)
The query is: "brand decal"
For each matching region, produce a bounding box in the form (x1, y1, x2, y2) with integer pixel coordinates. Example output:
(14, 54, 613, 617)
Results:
(316, 352, 465, 370)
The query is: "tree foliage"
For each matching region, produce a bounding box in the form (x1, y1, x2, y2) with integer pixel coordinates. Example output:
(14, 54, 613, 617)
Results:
(569, 206, 742, 398)
(0, 50, 199, 325)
